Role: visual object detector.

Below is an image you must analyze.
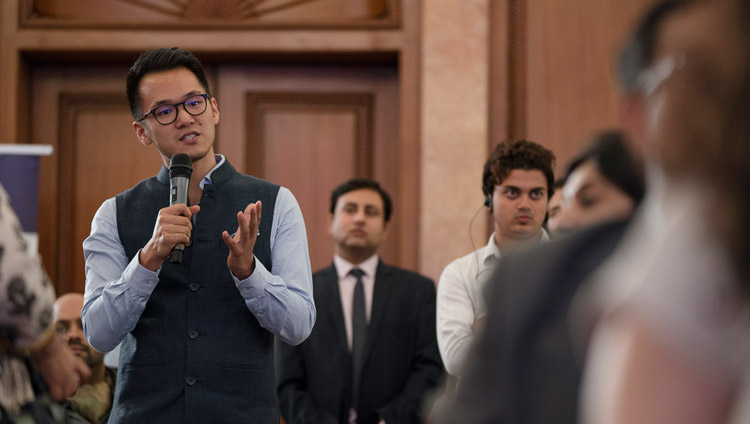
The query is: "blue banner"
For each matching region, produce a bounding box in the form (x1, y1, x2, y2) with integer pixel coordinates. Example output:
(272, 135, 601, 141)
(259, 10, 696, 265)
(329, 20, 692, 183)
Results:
(0, 144, 53, 247)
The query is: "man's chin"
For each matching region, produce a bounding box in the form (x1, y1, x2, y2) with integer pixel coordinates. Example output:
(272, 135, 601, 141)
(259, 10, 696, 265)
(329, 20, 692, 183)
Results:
(510, 226, 542, 239)
(189, 149, 211, 163)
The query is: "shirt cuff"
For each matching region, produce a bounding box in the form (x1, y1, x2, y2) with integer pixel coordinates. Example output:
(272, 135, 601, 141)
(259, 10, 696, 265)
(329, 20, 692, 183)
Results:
(233, 256, 277, 329)
(124, 250, 161, 297)
(233, 255, 269, 298)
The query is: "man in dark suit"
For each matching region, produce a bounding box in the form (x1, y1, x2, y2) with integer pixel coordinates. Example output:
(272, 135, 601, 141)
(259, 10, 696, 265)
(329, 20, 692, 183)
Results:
(276, 178, 444, 424)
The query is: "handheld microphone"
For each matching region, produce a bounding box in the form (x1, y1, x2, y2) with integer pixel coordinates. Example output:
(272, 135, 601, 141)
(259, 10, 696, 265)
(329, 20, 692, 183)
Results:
(169, 153, 192, 264)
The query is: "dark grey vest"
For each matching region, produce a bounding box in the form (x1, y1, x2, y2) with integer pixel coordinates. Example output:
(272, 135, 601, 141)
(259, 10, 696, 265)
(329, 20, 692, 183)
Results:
(110, 160, 280, 424)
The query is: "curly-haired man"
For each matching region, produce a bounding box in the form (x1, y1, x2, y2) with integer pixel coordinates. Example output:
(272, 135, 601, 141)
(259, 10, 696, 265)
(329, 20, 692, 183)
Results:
(436, 139, 555, 377)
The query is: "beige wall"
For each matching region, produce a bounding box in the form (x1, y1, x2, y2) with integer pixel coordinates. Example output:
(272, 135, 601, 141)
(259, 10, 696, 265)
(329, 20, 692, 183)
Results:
(420, 0, 490, 281)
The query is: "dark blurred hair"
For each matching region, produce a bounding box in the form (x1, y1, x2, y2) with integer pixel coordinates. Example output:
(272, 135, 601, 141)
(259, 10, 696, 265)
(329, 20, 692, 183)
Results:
(126, 47, 211, 120)
(482, 139, 555, 198)
(711, 0, 750, 297)
(565, 131, 645, 204)
(551, 177, 567, 197)
(618, 0, 698, 93)
(330, 178, 392, 222)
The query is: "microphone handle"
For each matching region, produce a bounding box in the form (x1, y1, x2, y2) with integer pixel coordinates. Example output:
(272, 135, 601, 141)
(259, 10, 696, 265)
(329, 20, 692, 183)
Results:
(169, 175, 191, 263)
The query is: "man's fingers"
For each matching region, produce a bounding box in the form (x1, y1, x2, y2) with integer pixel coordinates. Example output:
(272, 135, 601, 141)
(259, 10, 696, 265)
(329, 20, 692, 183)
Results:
(221, 230, 236, 249)
(159, 223, 193, 244)
(243, 200, 260, 215)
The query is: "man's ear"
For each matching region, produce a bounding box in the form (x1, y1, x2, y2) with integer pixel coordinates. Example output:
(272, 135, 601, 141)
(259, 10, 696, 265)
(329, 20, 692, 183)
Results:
(133, 121, 152, 146)
(327, 213, 334, 236)
(211, 97, 220, 125)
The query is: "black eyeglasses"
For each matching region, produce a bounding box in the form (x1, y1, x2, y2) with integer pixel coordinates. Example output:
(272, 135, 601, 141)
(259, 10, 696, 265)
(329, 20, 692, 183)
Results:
(138, 93, 210, 125)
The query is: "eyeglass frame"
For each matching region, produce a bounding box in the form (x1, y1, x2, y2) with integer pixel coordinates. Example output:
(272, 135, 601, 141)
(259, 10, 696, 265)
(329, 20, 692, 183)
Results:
(137, 93, 211, 125)
(635, 54, 686, 97)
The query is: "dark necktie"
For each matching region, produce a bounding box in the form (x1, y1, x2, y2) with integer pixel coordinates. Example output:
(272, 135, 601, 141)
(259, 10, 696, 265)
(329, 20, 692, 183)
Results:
(349, 268, 367, 409)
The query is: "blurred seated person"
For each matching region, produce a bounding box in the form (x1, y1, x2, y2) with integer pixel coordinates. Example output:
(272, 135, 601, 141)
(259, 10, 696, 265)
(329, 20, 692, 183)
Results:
(433, 130, 644, 424)
(556, 130, 644, 234)
(54, 293, 116, 424)
(1, 184, 89, 422)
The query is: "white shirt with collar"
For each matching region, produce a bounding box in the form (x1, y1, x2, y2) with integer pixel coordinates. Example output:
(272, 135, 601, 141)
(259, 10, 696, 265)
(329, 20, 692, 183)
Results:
(436, 230, 549, 376)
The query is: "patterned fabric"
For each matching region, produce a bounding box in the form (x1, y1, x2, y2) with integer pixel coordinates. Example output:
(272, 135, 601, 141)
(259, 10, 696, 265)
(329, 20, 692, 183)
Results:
(0, 355, 64, 423)
(0, 183, 59, 421)
(65, 367, 116, 423)
(0, 185, 55, 352)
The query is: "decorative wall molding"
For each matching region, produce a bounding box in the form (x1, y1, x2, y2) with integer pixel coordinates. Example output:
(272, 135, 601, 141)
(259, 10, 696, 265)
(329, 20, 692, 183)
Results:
(21, 0, 400, 30)
(244, 91, 374, 179)
(506, 0, 526, 139)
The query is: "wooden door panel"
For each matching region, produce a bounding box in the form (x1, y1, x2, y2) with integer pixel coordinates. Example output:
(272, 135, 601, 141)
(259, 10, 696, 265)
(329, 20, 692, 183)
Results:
(217, 64, 399, 273)
(251, 97, 372, 272)
(61, 96, 164, 294)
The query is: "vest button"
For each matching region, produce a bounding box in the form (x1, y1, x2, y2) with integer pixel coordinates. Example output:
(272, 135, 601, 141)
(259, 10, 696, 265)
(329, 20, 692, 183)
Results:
(185, 375, 196, 386)
(189, 282, 200, 292)
(188, 330, 199, 339)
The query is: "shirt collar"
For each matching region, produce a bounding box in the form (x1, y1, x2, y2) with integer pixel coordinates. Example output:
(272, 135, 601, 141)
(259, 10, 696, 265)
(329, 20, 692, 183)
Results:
(482, 233, 502, 266)
(199, 154, 225, 190)
(333, 254, 379, 280)
(483, 229, 550, 266)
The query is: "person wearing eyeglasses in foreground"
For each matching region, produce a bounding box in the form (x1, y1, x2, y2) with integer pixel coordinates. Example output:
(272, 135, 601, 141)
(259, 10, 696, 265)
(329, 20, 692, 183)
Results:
(582, 0, 750, 422)
(81, 47, 315, 423)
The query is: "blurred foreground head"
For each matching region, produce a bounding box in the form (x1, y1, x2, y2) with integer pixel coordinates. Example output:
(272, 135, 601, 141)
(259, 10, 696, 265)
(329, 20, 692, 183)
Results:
(619, 0, 749, 295)
(556, 131, 644, 233)
(618, 0, 747, 180)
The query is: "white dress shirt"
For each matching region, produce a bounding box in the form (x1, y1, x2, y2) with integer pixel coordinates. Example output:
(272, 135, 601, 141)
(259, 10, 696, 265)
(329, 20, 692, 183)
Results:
(437, 230, 549, 376)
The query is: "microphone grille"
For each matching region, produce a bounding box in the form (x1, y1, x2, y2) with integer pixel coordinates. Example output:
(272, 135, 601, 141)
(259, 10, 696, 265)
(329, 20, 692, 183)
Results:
(169, 153, 192, 177)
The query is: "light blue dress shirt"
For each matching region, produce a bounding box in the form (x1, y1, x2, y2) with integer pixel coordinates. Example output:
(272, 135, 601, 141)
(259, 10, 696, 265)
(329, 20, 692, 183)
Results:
(81, 155, 315, 352)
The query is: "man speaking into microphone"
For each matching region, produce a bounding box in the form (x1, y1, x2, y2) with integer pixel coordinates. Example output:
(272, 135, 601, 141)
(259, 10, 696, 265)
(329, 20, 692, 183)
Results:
(81, 47, 315, 423)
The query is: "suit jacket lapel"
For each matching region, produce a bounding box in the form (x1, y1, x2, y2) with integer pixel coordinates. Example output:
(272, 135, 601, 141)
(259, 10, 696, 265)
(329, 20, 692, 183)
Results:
(320, 264, 349, 353)
(363, 261, 393, 365)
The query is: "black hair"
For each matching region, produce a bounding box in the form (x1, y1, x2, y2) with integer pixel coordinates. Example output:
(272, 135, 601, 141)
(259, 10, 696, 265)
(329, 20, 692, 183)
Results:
(330, 178, 393, 222)
(618, 0, 698, 93)
(551, 177, 567, 197)
(712, 0, 750, 297)
(482, 139, 556, 198)
(565, 130, 645, 204)
(126, 47, 211, 120)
